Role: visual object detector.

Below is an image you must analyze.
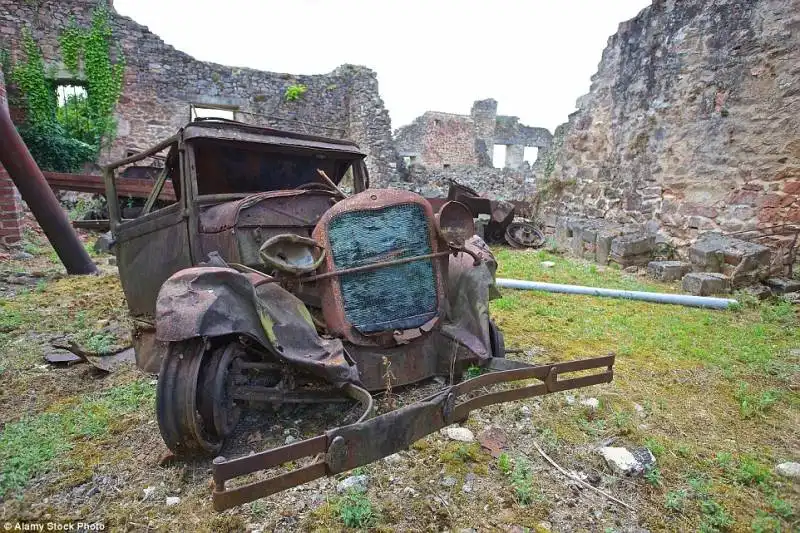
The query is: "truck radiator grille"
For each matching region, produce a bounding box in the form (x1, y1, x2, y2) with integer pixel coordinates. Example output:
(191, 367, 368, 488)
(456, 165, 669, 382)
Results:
(327, 203, 437, 333)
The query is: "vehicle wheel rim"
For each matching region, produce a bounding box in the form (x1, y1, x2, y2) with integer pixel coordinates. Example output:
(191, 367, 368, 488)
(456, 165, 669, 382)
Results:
(505, 222, 545, 248)
(156, 339, 223, 456)
(200, 343, 243, 438)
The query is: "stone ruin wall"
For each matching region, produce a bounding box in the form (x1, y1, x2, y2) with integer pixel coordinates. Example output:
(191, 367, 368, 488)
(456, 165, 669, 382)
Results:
(540, 0, 800, 249)
(0, 0, 398, 185)
(392, 99, 553, 200)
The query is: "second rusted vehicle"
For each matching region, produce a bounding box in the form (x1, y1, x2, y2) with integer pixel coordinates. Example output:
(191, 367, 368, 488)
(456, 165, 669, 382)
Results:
(103, 119, 614, 510)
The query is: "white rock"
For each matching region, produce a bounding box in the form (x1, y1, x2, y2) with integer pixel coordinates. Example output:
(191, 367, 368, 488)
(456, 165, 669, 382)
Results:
(634, 403, 646, 418)
(384, 453, 403, 465)
(580, 398, 600, 409)
(284, 435, 298, 445)
(441, 476, 457, 487)
(402, 486, 419, 498)
(775, 462, 800, 479)
(519, 405, 531, 417)
(444, 427, 475, 442)
(142, 486, 155, 500)
(564, 394, 576, 405)
(336, 474, 369, 494)
(165, 496, 181, 506)
(598, 446, 655, 476)
(541, 261, 556, 268)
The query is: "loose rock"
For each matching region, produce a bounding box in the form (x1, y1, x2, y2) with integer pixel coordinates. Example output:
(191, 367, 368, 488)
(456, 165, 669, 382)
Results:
(598, 446, 656, 476)
(580, 397, 600, 410)
(336, 474, 369, 494)
(383, 453, 403, 465)
(12, 251, 33, 261)
(444, 426, 475, 442)
(462, 472, 476, 493)
(775, 462, 800, 480)
(165, 496, 180, 506)
(541, 261, 556, 268)
(94, 232, 114, 254)
(441, 476, 457, 487)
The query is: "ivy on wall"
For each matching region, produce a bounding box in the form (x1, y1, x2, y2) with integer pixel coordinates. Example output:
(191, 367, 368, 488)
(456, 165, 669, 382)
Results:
(7, 2, 125, 172)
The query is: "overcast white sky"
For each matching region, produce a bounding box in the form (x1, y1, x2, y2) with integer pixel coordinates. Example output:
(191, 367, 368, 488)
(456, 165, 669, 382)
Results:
(114, 0, 650, 133)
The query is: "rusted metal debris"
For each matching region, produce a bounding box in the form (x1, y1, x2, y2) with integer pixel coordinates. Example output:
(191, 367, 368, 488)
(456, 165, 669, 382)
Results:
(101, 119, 615, 510)
(446, 179, 543, 248)
(46, 342, 136, 372)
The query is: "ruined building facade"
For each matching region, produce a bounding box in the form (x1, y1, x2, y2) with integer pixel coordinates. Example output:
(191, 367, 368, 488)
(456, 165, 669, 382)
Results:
(541, 0, 800, 247)
(0, 0, 397, 185)
(392, 99, 553, 200)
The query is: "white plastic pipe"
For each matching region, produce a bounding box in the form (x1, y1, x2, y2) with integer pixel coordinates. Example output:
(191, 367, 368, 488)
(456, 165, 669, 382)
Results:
(496, 278, 737, 310)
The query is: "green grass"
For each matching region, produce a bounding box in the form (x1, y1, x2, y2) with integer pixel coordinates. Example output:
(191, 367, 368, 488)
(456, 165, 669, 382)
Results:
(491, 249, 800, 378)
(0, 380, 155, 496)
(489, 248, 799, 531)
(665, 489, 687, 512)
(734, 382, 780, 419)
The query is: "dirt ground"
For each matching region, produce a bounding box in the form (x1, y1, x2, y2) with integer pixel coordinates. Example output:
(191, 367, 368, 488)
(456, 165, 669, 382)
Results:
(0, 222, 798, 532)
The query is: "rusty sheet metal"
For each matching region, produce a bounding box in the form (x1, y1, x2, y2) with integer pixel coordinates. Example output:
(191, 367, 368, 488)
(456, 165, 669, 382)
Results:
(312, 189, 447, 348)
(198, 190, 336, 267)
(437, 201, 475, 246)
(211, 354, 615, 510)
(183, 121, 367, 157)
(155, 266, 360, 386)
(199, 190, 335, 233)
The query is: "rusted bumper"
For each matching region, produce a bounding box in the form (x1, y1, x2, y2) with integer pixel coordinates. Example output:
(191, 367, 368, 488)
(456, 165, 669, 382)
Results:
(211, 354, 614, 511)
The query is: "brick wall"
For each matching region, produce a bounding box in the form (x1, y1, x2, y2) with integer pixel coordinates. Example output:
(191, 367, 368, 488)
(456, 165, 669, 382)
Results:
(0, 166, 22, 245)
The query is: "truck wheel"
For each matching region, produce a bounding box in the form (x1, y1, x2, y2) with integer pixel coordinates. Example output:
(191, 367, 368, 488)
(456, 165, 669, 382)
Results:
(200, 343, 243, 439)
(156, 338, 225, 456)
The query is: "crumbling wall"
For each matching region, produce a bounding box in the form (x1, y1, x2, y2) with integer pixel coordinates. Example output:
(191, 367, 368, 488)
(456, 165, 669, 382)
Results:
(0, 0, 397, 184)
(393, 99, 552, 199)
(542, 0, 800, 246)
(394, 164, 535, 201)
(395, 112, 478, 167)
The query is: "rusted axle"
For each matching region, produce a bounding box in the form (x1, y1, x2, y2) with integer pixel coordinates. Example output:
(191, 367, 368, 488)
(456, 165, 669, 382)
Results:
(211, 354, 614, 510)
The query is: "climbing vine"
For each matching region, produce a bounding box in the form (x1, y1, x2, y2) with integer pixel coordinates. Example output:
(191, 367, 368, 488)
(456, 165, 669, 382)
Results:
(59, 18, 83, 76)
(11, 29, 57, 126)
(8, 2, 125, 171)
(82, 4, 125, 139)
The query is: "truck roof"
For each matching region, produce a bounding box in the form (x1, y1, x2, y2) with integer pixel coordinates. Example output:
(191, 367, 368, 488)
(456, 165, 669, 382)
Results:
(183, 119, 367, 159)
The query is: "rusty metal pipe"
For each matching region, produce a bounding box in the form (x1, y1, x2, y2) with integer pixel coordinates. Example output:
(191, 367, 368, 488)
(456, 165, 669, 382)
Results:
(0, 72, 97, 274)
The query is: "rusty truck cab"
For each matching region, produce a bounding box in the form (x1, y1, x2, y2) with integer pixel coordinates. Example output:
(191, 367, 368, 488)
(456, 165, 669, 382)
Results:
(103, 119, 369, 372)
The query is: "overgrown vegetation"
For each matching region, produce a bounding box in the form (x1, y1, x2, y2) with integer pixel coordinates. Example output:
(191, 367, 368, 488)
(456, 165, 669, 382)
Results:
(8, 3, 125, 171)
(0, 380, 155, 497)
(284, 83, 308, 102)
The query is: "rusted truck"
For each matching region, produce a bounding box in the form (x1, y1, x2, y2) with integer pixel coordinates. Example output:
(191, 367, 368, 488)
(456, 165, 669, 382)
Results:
(103, 119, 614, 510)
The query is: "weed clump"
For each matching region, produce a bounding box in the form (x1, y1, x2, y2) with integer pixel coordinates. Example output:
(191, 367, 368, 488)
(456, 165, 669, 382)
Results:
(337, 489, 376, 528)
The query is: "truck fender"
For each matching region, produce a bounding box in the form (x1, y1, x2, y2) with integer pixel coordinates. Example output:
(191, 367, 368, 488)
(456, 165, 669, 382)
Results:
(155, 266, 360, 386)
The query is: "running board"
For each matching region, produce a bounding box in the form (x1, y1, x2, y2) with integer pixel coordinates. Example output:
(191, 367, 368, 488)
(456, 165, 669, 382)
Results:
(211, 354, 615, 511)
